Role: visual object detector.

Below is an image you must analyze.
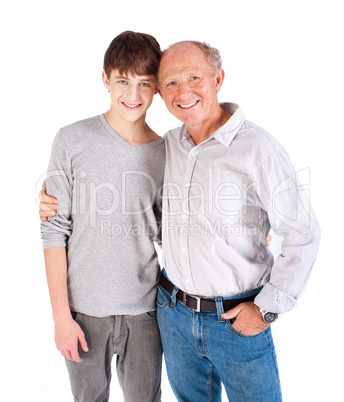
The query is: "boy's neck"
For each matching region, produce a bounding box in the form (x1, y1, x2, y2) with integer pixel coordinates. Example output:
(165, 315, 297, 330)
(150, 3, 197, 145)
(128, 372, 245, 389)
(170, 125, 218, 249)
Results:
(104, 109, 159, 146)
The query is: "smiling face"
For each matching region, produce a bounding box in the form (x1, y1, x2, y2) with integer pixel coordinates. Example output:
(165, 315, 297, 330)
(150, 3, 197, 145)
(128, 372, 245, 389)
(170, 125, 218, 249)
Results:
(158, 43, 225, 131)
(102, 69, 158, 124)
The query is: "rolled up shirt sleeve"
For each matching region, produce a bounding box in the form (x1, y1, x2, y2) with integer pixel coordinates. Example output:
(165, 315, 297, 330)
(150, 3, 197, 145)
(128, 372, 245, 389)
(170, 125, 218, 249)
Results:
(40, 130, 73, 249)
(253, 148, 321, 314)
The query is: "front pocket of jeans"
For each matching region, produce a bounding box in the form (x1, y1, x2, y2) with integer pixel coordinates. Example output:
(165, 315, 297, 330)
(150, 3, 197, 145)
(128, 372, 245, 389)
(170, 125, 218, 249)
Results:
(71, 311, 77, 320)
(225, 318, 267, 339)
(146, 310, 157, 319)
(156, 286, 170, 309)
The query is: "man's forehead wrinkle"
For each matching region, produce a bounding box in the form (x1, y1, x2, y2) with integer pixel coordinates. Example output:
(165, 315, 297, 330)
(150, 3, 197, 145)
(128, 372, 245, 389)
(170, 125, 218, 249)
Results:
(160, 58, 206, 81)
(162, 65, 203, 81)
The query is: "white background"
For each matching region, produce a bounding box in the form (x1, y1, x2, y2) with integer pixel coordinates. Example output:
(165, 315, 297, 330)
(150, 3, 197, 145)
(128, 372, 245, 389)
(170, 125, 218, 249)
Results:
(1, 1, 343, 400)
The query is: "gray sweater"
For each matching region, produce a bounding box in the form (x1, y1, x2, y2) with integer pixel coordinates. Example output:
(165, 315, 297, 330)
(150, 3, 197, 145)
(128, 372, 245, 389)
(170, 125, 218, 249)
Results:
(41, 115, 166, 317)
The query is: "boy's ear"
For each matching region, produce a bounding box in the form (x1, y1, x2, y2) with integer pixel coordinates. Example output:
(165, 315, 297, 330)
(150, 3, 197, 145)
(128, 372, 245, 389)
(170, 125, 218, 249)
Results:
(102, 71, 110, 90)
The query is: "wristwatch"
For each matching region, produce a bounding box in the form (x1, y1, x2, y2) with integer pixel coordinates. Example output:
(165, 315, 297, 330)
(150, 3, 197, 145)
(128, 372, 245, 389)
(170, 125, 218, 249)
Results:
(259, 308, 278, 323)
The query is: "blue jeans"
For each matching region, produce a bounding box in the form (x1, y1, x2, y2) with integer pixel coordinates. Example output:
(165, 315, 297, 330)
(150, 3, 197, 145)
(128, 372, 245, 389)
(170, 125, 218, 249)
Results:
(156, 273, 282, 402)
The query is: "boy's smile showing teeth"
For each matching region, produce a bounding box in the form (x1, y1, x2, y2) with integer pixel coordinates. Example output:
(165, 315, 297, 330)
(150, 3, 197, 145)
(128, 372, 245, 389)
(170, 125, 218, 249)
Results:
(122, 102, 142, 110)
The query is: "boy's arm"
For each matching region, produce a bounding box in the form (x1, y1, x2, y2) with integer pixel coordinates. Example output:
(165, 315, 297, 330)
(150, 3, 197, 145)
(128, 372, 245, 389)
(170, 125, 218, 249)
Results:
(41, 131, 88, 362)
(44, 247, 88, 362)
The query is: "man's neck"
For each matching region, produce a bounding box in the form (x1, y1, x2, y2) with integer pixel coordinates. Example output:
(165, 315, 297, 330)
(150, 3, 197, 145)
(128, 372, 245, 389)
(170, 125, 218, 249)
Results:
(187, 108, 232, 146)
(104, 110, 159, 146)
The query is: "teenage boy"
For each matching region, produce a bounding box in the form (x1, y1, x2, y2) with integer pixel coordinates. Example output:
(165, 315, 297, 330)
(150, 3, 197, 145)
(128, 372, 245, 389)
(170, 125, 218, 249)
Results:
(40, 31, 164, 402)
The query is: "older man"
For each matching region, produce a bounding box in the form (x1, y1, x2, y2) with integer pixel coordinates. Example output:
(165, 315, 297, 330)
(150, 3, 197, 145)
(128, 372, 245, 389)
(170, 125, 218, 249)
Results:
(156, 41, 320, 401)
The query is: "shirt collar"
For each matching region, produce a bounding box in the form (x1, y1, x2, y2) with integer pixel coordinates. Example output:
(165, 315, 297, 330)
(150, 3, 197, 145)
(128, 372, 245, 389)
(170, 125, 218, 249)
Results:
(213, 103, 245, 147)
(180, 103, 246, 147)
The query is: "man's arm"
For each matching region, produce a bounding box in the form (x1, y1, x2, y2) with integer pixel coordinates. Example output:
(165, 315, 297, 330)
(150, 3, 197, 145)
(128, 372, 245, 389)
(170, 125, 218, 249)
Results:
(223, 148, 320, 335)
(44, 247, 88, 362)
(253, 148, 321, 313)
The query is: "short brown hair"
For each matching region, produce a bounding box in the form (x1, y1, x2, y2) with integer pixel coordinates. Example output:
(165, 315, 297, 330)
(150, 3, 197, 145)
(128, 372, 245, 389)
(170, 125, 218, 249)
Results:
(103, 31, 161, 79)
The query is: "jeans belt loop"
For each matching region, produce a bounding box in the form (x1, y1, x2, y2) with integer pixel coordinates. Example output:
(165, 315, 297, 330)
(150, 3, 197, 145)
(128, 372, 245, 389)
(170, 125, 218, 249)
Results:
(171, 286, 179, 308)
(215, 297, 225, 322)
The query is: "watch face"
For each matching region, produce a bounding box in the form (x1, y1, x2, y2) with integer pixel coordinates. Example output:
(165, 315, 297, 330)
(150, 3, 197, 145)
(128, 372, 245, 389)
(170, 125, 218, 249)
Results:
(264, 312, 278, 323)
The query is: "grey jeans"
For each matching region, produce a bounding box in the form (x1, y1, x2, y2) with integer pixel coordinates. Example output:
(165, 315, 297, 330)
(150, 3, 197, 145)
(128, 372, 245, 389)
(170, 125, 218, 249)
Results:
(65, 311, 162, 402)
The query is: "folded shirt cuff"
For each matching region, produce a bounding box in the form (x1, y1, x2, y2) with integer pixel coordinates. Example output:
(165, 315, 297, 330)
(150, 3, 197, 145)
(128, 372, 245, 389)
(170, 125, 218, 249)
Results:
(254, 283, 297, 314)
(42, 240, 67, 250)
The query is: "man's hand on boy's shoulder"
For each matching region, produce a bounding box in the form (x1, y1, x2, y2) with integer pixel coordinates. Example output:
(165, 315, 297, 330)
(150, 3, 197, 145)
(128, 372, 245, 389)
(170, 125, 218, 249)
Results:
(39, 180, 59, 221)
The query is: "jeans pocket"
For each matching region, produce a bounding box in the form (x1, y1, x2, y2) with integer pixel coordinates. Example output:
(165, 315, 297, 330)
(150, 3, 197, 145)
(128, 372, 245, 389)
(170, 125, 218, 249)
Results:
(146, 310, 157, 319)
(156, 286, 171, 309)
(225, 318, 268, 339)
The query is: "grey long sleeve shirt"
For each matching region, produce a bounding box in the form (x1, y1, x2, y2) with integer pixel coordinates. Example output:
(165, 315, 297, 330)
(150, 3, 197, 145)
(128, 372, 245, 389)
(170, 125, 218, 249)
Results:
(41, 115, 165, 317)
(162, 103, 321, 314)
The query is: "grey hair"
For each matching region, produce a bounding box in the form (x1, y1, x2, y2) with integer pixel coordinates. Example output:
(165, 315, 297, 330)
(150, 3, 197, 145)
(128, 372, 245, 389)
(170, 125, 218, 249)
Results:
(162, 40, 222, 74)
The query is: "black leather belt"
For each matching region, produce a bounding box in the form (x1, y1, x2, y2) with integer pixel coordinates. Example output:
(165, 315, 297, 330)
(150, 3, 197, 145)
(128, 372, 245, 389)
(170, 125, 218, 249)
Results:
(159, 274, 258, 313)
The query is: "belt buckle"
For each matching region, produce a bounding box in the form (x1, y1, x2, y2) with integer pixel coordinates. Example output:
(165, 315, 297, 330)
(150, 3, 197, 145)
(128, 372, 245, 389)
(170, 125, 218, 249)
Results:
(183, 292, 201, 312)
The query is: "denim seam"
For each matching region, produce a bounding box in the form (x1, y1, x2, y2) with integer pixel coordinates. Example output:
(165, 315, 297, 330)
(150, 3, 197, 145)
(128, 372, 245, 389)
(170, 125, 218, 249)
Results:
(204, 314, 208, 355)
(193, 312, 207, 356)
(193, 313, 202, 355)
(264, 330, 282, 397)
(208, 363, 214, 402)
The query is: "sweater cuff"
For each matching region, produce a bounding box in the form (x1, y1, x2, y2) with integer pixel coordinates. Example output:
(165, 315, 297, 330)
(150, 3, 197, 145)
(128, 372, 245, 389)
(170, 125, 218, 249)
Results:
(43, 240, 67, 250)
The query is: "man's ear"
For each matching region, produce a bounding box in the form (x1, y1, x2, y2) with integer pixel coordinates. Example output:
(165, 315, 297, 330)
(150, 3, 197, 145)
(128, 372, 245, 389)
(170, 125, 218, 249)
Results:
(215, 68, 225, 94)
(102, 70, 110, 90)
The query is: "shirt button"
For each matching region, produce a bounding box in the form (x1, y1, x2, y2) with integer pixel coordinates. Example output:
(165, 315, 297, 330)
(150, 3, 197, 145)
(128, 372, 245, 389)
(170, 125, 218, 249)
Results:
(183, 214, 188, 220)
(184, 183, 191, 187)
(181, 248, 186, 253)
(191, 152, 198, 157)
(186, 278, 190, 283)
